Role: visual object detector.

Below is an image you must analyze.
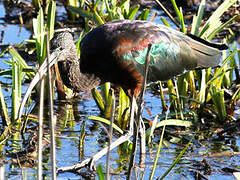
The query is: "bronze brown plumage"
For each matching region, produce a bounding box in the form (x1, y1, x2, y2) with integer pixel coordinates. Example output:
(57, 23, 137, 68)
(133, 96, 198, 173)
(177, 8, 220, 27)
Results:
(18, 20, 227, 118)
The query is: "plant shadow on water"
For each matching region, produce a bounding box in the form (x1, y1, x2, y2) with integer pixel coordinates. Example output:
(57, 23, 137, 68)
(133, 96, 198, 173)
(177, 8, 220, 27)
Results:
(0, 0, 240, 179)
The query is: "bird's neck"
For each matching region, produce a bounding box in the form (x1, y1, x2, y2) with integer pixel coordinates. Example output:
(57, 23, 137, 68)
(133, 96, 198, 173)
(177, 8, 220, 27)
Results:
(58, 61, 101, 92)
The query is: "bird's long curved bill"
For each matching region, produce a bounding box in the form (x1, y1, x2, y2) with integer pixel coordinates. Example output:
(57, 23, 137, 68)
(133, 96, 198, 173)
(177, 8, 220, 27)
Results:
(17, 51, 60, 119)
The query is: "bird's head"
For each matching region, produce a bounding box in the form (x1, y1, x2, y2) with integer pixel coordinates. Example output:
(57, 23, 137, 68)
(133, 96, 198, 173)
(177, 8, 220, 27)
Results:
(17, 32, 77, 119)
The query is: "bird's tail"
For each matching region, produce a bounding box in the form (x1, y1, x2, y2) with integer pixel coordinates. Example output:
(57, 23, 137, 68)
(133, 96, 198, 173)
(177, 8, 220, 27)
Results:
(187, 34, 228, 68)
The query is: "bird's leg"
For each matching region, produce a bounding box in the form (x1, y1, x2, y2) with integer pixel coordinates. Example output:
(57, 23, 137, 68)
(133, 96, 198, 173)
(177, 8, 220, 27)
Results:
(127, 44, 152, 178)
(127, 96, 139, 179)
(138, 43, 152, 165)
(106, 88, 115, 179)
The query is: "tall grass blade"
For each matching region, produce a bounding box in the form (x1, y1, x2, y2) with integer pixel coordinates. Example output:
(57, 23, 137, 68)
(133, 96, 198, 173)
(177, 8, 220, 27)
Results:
(208, 14, 239, 40)
(117, 88, 130, 129)
(128, 5, 140, 20)
(46, 33, 57, 180)
(47, 1, 56, 40)
(150, 104, 171, 179)
(80, 0, 86, 8)
(105, 88, 113, 119)
(139, 9, 150, 20)
(210, 86, 226, 121)
(38, 78, 44, 180)
(198, 69, 206, 103)
(147, 115, 158, 145)
(11, 60, 22, 122)
(76, 31, 84, 56)
(221, 42, 233, 88)
(33, 8, 46, 64)
(8, 47, 35, 79)
(32, 0, 40, 9)
(0, 83, 10, 126)
(104, 0, 113, 20)
(207, 49, 237, 86)
(97, 164, 105, 180)
(111, 0, 118, 18)
(160, 135, 194, 179)
(157, 81, 167, 111)
(236, 48, 240, 82)
(170, 0, 186, 33)
(67, 0, 80, 20)
(167, 80, 177, 109)
(0, 125, 11, 149)
(177, 74, 188, 104)
(92, 8, 105, 25)
(102, 82, 110, 103)
(191, 0, 206, 35)
(68, 6, 105, 25)
(160, 17, 171, 27)
(199, 0, 237, 38)
(119, 0, 130, 15)
(91, 88, 105, 113)
(229, 87, 240, 111)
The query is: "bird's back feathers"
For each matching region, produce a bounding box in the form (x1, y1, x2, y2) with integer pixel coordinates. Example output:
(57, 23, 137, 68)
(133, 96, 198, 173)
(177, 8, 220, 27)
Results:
(80, 20, 226, 85)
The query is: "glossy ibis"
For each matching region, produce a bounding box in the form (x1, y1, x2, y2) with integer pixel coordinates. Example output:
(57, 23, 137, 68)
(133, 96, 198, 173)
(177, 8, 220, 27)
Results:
(18, 19, 227, 118)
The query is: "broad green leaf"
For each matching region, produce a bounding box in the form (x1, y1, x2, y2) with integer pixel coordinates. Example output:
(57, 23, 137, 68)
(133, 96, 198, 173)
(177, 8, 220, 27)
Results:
(89, 115, 124, 134)
(156, 119, 192, 128)
(91, 88, 105, 112)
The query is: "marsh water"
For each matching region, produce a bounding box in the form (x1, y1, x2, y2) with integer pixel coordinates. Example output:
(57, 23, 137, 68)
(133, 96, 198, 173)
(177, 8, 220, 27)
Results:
(0, 1, 240, 179)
